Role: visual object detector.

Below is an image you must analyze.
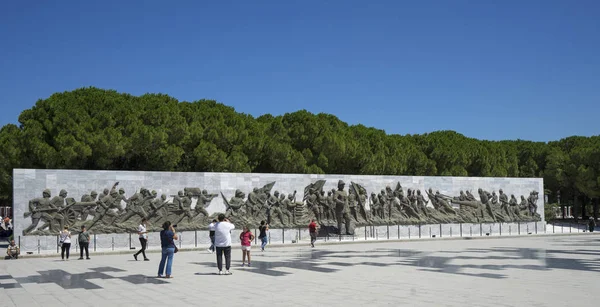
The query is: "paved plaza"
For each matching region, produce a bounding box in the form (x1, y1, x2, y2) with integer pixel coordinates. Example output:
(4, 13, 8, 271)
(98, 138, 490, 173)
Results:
(0, 234, 599, 307)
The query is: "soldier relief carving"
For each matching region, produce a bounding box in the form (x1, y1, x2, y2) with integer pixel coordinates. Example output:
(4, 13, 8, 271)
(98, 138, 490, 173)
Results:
(22, 180, 541, 236)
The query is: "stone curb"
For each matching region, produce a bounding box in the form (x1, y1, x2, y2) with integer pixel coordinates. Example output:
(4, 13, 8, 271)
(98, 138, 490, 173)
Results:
(12, 232, 600, 259)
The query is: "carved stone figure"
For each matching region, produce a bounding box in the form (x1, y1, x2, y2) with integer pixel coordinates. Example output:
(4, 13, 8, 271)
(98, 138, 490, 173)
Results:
(44, 189, 67, 232)
(23, 189, 53, 235)
(306, 188, 319, 222)
(80, 190, 98, 221)
(528, 191, 539, 216)
(348, 189, 358, 222)
(499, 189, 510, 217)
(351, 182, 368, 222)
(478, 188, 497, 222)
(267, 191, 281, 224)
(115, 188, 127, 213)
(172, 191, 194, 224)
(370, 192, 381, 219)
(118, 188, 150, 224)
(247, 188, 261, 217)
(148, 194, 168, 222)
(377, 193, 387, 219)
(316, 190, 327, 222)
(416, 190, 429, 218)
(195, 190, 217, 217)
(456, 190, 467, 201)
(334, 180, 352, 235)
(428, 189, 455, 215)
(519, 195, 529, 216)
(88, 188, 121, 231)
(359, 191, 369, 221)
(223, 189, 246, 218)
(465, 191, 476, 201)
(326, 190, 335, 221)
(304, 180, 326, 223)
(282, 191, 298, 225)
(491, 192, 498, 205)
(394, 183, 405, 202)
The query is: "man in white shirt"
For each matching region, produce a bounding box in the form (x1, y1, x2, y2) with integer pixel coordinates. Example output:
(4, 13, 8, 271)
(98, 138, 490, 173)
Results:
(214, 214, 235, 275)
(133, 218, 149, 261)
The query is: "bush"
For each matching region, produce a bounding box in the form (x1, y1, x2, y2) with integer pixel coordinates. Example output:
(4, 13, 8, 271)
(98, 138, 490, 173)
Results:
(545, 203, 560, 221)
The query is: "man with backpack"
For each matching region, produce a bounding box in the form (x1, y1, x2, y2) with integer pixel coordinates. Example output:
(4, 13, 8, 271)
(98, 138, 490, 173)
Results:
(78, 225, 91, 260)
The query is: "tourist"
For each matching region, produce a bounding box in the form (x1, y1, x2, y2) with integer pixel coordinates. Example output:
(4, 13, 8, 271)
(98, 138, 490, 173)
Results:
(134, 218, 149, 261)
(589, 217, 596, 232)
(240, 225, 254, 267)
(0, 216, 12, 238)
(5, 240, 19, 259)
(207, 219, 217, 253)
(59, 226, 72, 260)
(158, 221, 178, 278)
(258, 220, 269, 251)
(214, 213, 235, 275)
(308, 219, 318, 248)
(78, 225, 91, 260)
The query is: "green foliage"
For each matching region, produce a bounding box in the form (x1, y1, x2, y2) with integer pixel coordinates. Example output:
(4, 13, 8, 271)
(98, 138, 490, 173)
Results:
(545, 203, 560, 221)
(0, 87, 599, 208)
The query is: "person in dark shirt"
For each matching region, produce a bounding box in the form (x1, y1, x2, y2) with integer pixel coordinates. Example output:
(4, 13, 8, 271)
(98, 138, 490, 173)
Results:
(258, 220, 269, 252)
(158, 221, 178, 278)
(78, 225, 91, 260)
(308, 219, 318, 248)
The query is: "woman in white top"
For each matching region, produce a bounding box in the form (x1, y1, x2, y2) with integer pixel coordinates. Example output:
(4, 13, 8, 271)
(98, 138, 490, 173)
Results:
(134, 218, 149, 261)
(59, 226, 72, 260)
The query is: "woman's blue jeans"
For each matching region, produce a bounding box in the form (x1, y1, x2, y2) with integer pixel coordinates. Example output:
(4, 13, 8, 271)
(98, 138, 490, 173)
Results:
(158, 247, 175, 276)
(261, 236, 268, 250)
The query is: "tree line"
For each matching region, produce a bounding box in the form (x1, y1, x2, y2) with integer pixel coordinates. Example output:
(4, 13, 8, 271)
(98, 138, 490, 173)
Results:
(0, 87, 598, 219)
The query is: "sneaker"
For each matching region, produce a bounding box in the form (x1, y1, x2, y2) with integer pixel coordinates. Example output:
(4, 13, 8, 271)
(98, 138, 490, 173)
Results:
(133, 254, 138, 261)
(218, 271, 223, 275)
(78, 258, 84, 260)
(144, 258, 150, 261)
(224, 270, 232, 275)
(86, 258, 91, 260)
(241, 263, 245, 267)
(247, 263, 251, 267)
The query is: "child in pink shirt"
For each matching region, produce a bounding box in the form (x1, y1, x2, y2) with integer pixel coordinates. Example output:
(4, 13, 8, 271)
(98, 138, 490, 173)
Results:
(239, 226, 255, 267)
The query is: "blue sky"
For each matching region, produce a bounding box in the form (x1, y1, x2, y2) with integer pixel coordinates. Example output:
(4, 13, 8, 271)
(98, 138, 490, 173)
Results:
(1, 0, 598, 142)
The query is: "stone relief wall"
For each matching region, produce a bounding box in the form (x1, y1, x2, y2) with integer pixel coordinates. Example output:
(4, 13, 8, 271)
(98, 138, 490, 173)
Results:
(13, 169, 543, 236)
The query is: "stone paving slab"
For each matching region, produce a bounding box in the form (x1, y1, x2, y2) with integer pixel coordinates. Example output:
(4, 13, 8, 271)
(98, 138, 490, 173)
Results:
(0, 234, 599, 306)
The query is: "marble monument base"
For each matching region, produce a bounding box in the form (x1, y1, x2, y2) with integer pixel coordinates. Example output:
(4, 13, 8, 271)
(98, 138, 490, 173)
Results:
(15, 221, 546, 255)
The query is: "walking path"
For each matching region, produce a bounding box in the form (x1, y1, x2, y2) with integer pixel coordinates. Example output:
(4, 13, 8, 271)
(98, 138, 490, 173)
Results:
(0, 234, 599, 306)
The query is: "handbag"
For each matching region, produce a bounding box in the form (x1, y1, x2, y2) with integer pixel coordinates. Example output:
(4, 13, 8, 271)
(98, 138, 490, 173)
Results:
(59, 231, 66, 245)
(171, 237, 178, 253)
